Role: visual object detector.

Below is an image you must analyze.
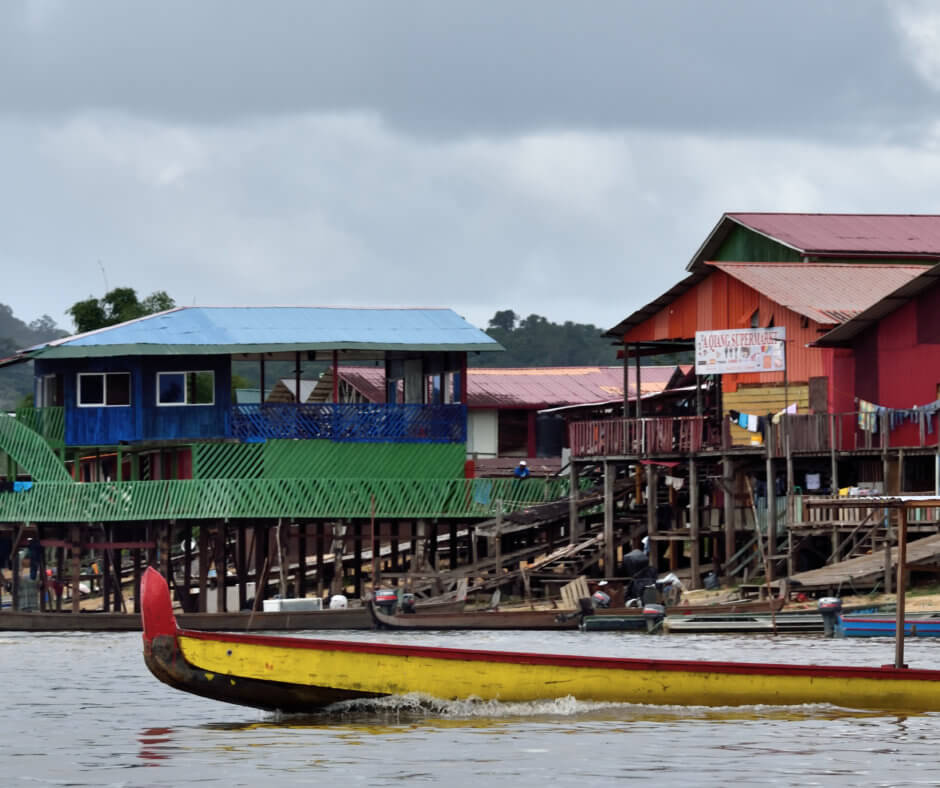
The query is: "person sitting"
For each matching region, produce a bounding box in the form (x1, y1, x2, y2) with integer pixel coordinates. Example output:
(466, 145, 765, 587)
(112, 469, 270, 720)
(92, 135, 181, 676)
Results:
(513, 460, 530, 480)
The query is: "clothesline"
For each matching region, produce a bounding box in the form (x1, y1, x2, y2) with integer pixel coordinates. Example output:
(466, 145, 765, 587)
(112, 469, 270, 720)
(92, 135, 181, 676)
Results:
(856, 398, 939, 434)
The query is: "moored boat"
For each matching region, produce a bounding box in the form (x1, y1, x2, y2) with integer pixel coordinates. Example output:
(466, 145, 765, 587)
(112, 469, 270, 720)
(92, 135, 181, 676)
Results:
(838, 612, 940, 638)
(140, 567, 940, 713)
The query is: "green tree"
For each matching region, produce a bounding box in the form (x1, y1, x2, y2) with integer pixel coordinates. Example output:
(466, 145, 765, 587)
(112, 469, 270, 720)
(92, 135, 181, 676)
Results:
(67, 287, 176, 333)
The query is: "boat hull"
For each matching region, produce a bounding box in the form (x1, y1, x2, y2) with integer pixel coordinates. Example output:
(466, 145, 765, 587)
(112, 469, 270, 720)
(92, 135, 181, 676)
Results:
(139, 568, 940, 713)
(839, 615, 940, 638)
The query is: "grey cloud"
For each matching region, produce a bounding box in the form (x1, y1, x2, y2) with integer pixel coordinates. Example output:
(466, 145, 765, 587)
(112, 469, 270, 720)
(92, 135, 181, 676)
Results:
(0, 1, 931, 140)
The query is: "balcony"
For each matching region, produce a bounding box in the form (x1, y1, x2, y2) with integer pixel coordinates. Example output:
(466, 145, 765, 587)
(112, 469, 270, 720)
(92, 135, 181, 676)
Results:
(231, 402, 467, 443)
(569, 416, 707, 457)
(569, 409, 940, 459)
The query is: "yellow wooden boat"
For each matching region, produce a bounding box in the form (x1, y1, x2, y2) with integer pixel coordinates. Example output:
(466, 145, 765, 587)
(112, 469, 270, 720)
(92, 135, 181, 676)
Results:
(140, 568, 940, 713)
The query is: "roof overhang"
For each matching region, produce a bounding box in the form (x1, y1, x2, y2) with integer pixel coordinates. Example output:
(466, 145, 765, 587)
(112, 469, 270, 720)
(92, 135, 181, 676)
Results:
(814, 262, 940, 347)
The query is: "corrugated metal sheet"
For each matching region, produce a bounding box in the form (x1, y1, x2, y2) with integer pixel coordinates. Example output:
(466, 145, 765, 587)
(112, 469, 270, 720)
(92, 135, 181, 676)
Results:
(709, 262, 929, 325)
(326, 366, 677, 408)
(24, 306, 502, 358)
(728, 213, 940, 256)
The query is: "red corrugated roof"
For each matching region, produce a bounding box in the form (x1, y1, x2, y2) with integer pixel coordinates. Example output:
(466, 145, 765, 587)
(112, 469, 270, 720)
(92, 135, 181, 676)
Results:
(335, 366, 679, 408)
(709, 262, 930, 325)
(728, 213, 940, 256)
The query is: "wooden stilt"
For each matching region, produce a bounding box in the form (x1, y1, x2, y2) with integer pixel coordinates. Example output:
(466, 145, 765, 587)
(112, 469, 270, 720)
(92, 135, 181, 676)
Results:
(216, 520, 227, 613)
(689, 458, 700, 590)
(603, 461, 615, 574)
(198, 522, 209, 612)
(297, 521, 307, 598)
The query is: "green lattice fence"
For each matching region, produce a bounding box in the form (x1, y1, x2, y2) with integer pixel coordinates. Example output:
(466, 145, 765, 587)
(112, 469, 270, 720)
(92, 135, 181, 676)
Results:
(191, 440, 466, 480)
(0, 412, 71, 482)
(0, 476, 568, 522)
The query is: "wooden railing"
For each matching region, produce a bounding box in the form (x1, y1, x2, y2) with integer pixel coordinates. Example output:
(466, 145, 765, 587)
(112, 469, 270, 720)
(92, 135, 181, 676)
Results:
(570, 409, 940, 459)
(569, 416, 706, 457)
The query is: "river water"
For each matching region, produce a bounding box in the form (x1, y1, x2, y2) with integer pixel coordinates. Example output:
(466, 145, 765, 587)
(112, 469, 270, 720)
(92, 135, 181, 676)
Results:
(3, 628, 940, 787)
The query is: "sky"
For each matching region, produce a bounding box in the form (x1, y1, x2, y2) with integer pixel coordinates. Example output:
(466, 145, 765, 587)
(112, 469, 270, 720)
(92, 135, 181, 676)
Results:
(4, 0, 940, 336)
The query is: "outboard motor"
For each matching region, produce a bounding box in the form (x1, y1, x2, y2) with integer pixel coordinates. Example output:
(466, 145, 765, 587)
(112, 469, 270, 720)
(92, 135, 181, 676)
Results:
(373, 588, 398, 615)
(641, 584, 661, 605)
(643, 603, 666, 634)
(819, 596, 843, 638)
(400, 593, 417, 614)
(592, 590, 611, 609)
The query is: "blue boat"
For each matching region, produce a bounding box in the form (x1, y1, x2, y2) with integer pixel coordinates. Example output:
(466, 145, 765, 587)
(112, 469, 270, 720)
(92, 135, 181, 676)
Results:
(838, 612, 940, 638)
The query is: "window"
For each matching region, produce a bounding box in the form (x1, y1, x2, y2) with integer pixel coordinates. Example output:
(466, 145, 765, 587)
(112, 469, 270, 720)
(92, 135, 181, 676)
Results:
(37, 374, 64, 407)
(157, 371, 215, 406)
(77, 372, 131, 407)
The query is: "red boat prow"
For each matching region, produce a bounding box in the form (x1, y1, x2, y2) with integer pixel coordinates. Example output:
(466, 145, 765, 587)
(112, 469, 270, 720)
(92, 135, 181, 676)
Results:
(141, 566, 178, 646)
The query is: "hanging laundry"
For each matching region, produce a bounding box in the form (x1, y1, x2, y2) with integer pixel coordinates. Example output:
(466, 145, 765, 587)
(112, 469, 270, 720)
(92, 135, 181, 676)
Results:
(772, 402, 798, 424)
(857, 399, 877, 433)
(746, 414, 759, 432)
(738, 413, 749, 429)
(805, 473, 821, 491)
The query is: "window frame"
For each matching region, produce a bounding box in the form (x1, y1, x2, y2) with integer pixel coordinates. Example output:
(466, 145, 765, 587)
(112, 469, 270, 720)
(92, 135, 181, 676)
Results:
(156, 370, 216, 407)
(76, 372, 132, 408)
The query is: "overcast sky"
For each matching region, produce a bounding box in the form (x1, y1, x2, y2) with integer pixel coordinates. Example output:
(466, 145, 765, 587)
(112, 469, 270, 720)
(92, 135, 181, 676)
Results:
(4, 0, 940, 337)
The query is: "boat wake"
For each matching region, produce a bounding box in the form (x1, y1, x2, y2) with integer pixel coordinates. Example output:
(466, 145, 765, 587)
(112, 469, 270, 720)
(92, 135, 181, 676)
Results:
(267, 693, 893, 724)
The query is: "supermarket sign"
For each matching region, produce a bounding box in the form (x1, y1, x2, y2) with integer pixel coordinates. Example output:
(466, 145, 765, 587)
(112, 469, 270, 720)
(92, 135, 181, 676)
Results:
(694, 327, 786, 374)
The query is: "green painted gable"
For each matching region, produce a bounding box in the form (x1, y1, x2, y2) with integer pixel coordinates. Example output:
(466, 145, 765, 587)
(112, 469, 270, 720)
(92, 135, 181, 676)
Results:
(713, 225, 803, 262)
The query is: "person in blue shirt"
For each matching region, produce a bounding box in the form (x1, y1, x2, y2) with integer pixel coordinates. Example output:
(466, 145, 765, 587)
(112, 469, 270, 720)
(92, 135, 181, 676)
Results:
(513, 460, 530, 480)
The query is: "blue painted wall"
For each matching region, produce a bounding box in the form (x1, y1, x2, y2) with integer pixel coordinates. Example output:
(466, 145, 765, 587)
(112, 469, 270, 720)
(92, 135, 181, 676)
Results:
(36, 356, 232, 446)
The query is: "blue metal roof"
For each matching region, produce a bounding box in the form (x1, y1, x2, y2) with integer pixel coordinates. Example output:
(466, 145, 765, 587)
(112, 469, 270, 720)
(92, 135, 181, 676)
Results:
(25, 306, 503, 358)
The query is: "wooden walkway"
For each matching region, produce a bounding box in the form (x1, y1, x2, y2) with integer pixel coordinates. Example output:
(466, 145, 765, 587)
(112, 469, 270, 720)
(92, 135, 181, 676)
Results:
(788, 533, 940, 594)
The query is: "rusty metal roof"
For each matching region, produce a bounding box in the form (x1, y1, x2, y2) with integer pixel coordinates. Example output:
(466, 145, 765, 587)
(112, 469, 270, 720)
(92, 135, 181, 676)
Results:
(318, 366, 681, 408)
(710, 262, 930, 325)
(816, 261, 940, 347)
(728, 213, 940, 256)
(687, 213, 940, 275)
(605, 262, 929, 338)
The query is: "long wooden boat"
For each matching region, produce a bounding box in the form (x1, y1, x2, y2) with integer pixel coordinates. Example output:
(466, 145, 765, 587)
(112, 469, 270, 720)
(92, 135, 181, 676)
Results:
(838, 612, 940, 638)
(370, 603, 580, 630)
(369, 597, 786, 632)
(140, 567, 940, 712)
(1, 596, 464, 632)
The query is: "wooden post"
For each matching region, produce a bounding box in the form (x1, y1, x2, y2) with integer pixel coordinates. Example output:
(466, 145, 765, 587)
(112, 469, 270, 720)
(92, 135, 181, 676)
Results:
(70, 524, 82, 614)
(884, 507, 893, 595)
(236, 523, 247, 610)
(132, 544, 141, 613)
(216, 520, 227, 613)
(689, 458, 700, 590)
(765, 424, 776, 585)
(723, 456, 735, 582)
(568, 461, 580, 544)
(297, 521, 308, 598)
(353, 521, 363, 599)
(183, 522, 193, 610)
(56, 540, 65, 612)
(390, 521, 399, 578)
(494, 507, 503, 580)
(895, 505, 908, 669)
(603, 461, 615, 575)
(316, 521, 325, 598)
(646, 464, 659, 569)
(102, 534, 111, 613)
(449, 522, 458, 570)
(198, 522, 209, 612)
(634, 344, 642, 420)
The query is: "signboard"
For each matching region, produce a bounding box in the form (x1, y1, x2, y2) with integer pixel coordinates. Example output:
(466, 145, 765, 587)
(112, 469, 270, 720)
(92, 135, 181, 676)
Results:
(695, 327, 785, 375)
